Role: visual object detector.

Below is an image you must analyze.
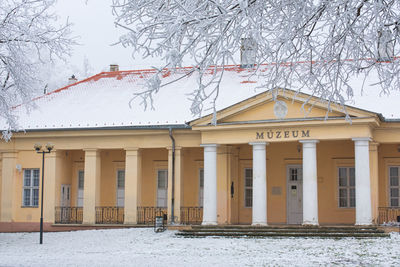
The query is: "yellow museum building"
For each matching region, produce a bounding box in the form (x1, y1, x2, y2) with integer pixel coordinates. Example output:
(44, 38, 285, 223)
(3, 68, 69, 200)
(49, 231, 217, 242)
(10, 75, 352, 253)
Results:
(1, 65, 400, 231)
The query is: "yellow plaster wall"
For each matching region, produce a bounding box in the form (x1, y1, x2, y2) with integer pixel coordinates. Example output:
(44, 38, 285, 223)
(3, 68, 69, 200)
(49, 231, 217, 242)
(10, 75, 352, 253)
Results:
(70, 150, 84, 207)
(140, 148, 168, 206)
(10, 150, 73, 222)
(99, 150, 125, 206)
(378, 144, 400, 208)
(14, 151, 41, 222)
(2, 123, 398, 225)
(54, 151, 72, 208)
(221, 97, 343, 123)
(181, 148, 203, 207)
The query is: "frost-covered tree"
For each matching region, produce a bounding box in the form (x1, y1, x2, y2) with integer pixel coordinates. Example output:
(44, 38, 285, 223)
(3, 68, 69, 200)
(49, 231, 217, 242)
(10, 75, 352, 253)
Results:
(112, 0, 400, 118)
(0, 0, 73, 139)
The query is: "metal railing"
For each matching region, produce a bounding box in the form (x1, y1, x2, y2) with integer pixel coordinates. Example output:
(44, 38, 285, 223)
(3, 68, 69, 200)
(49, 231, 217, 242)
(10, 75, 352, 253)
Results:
(55, 207, 83, 224)
(137, 207, 167, 225)
(180, 207, 203, 225)
(378, 207, 400, 224)
(95, 207, 124, 224)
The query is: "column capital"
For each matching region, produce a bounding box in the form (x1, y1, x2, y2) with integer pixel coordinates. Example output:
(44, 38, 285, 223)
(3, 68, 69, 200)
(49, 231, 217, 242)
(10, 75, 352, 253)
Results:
(369, 142, 379, 152)
(124, 147, 140, 152)
(83, 149, 100, 157)
(299, 139, 319, 144)
(249, 142, 268, 146)
(45, 151, 61, 159)
(125, 148, 141, 157)
(352, 137, 372, 143)
(217, 145, 233, 154)
(200, 143, 218, 148)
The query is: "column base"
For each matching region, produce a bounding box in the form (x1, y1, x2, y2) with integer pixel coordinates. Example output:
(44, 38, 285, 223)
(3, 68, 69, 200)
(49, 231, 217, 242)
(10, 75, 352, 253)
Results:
(124, 221, 137, 225)
(251, 222, 268, 226)
(202, 221, 218, 226)
(355, 221, 373, 226)
(302, 221, 319, 226)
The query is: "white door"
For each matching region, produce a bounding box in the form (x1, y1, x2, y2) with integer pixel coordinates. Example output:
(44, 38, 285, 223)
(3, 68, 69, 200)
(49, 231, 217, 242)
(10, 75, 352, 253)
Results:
(116, 170, 125, 207)
(77, 170, 84, 207)
(199, 169, 204, 207)
(157, 169, 168, 208)
(287, 166, 303, 224)
(60, 184, 71, 207)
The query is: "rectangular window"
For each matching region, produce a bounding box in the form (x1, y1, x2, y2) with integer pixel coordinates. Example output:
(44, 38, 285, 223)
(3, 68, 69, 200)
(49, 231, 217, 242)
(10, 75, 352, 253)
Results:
(244, 168, 253, 208)
(157, 169, 168, 208)
(117, 170, 125, 207)
(338, 167, 355, 208)
(22, 169, 40, 207)
(199, 169, 204, 207)
(389, 166, 400, 207)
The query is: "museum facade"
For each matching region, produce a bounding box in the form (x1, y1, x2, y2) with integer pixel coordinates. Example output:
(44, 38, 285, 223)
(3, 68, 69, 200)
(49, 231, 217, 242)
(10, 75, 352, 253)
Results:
(1, 67, 400, 231)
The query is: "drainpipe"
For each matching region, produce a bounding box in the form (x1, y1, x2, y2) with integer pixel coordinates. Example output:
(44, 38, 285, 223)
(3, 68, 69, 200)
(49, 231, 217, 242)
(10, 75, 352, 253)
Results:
(169, 128, 175, 224)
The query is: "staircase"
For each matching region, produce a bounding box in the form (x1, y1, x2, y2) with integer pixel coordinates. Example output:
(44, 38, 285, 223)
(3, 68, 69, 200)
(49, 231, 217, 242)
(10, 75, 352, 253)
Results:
(176, 225, 389, 238)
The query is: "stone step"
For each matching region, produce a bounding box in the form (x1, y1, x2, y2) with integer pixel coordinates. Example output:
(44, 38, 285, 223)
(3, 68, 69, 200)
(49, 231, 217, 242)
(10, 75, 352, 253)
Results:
(181, 228, 385, 234)
(176, 231, 390, 238)
(191, 225, 379, 230)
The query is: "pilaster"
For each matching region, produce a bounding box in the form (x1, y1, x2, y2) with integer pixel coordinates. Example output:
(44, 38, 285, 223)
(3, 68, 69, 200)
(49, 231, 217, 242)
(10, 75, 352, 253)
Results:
(369, 142, 379, 224)
(43, 150, 62, 223)
(217, 145, 232, 225)
(124, 148, 141, 224)
(83, 149, 101, 224)
(0, 151, 18, 222)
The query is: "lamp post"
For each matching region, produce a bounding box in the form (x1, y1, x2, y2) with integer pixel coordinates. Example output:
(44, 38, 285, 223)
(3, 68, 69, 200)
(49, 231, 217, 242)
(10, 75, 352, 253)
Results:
(34, 143, 54, 244)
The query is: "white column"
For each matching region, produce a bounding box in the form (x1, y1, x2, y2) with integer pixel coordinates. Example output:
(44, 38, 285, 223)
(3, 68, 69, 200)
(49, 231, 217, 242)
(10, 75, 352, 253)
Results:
(353, 138, 372, 225)
(201, 144, 218, 225)
(249, 142, 268, 226)
(300, 140, 319, 225)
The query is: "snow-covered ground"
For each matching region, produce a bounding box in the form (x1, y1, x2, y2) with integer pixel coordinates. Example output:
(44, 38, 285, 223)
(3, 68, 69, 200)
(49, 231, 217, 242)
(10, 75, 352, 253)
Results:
(0, 228, 399, 266)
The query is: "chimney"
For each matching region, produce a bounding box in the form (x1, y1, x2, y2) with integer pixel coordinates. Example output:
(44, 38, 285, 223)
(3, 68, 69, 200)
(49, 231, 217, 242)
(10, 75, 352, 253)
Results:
(110, 64, 119, 72)
(68, 75, 78, 85)
(240, 37, 257, 68)
(377, 29, 394, 62)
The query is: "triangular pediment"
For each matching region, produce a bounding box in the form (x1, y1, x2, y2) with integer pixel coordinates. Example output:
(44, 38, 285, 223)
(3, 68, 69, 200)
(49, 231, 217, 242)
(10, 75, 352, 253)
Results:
(190, 89, 380, 126)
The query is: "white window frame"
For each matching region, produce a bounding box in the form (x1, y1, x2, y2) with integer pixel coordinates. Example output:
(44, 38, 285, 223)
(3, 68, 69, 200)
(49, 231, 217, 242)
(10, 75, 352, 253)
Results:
(116, 169, 125, 207)
(244, 168, 253, 208)
(389, 166, 400, 207)
(22, 169, 40, 207)
(338, 167, 355, 208)
(199, 168, 204, 207)
(156, 169, 168, 208)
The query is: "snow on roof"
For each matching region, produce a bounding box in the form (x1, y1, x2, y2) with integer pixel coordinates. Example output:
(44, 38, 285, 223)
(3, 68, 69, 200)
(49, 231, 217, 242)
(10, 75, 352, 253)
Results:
(2, 65, 400, 131)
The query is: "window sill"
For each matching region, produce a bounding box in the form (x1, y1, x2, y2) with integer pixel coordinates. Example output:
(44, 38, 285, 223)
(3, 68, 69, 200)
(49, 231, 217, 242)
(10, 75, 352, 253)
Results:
(21, 206, 38, 208)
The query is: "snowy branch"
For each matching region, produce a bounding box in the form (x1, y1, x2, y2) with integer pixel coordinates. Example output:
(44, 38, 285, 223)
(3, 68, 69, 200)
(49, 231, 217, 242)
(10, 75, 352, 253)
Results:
(0, 0, 74, 140)
(112, 0, 400, 119)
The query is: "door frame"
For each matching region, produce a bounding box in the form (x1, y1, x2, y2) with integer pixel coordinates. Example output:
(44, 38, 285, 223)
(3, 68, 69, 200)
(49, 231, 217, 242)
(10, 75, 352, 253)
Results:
(77, 169, 84, 207)
(286, 164, 303, 224)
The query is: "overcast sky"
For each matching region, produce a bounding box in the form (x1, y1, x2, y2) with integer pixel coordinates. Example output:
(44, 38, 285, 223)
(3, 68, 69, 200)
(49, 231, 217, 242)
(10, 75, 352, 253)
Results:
(54, 0, 162, 73)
